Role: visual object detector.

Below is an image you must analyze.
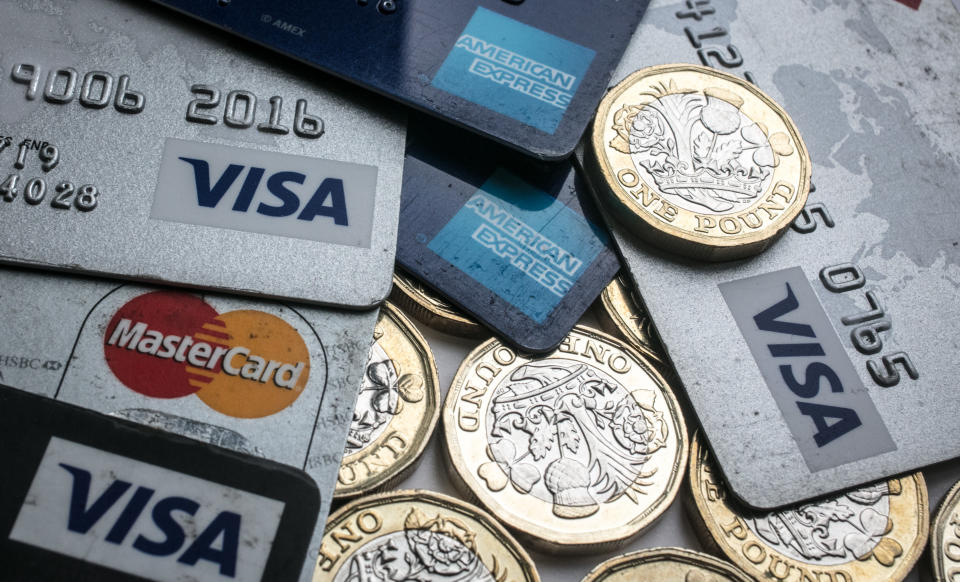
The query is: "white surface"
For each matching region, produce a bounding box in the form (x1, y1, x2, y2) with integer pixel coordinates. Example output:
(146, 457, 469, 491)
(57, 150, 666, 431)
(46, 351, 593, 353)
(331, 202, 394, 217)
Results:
(385, 304, 958, 581)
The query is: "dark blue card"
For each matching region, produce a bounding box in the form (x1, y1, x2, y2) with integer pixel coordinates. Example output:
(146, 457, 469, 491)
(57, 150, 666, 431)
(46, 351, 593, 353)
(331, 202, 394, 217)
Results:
(150, 0, 649, 160)
(398, 115, 619, 352)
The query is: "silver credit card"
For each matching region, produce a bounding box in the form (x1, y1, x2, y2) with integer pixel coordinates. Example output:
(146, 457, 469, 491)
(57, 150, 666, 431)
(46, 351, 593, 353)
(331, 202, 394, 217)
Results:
(0, 0, 405, 309)
(582, 0, 960, 508)
(0, 266, 374, 581)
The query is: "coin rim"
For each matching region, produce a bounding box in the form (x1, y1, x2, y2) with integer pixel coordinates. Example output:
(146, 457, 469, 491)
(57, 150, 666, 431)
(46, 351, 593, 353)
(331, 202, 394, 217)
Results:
(588, 63, 811, 260)
(596, 275, 666, 367)
(390, 271, 488, 338)
(930, 479, 960, 581)
(687, 433, 929, 581)
(580, 546, 753, 582)
(333, 302, 441, 498)
(320, 488, 541, 581)
(442, 324, 689, 552)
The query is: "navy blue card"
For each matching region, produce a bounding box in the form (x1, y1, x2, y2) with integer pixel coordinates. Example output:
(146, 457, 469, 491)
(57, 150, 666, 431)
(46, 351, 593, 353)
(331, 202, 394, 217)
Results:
(150, 0, 648, 160)
(398, 115, 619, 352)
(0, 384, 318, 582)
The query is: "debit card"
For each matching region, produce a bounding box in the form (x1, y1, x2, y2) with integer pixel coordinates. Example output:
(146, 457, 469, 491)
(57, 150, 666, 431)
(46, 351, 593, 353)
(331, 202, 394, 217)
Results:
(0, 385, 319, 582)
(580, 0, 960, 508)
(151, 0, 648, 160)
(0, 266, 375, 582)
(398, 115, 620, 353)
(0, 0, 405, 309)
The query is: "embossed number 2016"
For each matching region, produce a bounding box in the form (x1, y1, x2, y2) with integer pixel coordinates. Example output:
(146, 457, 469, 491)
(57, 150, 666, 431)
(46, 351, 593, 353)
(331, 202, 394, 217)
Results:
(186, 84, 324, 138)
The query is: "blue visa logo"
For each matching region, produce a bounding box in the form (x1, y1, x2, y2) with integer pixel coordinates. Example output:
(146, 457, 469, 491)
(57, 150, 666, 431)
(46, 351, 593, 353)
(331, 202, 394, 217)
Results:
(432, 8, 595, 134)
(10, 437, 286, 582)
(151, 138, 379, 248)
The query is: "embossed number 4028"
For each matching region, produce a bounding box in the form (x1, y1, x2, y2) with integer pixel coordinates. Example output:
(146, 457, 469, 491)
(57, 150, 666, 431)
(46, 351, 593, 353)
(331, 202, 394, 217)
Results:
(0, 174, 98, 211)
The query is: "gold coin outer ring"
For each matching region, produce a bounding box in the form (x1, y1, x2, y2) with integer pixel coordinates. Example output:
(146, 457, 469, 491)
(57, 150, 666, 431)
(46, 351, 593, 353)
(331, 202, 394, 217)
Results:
(686, 435, 929, 582)
(333, 302, 441, 499)
(390, 272, 488, 338)
(930, 479, 960, 581)
(588, 63, 812, 261)
(442, 325, 689, 553)
(580, 547, 753, 582)
(317, 489, 541, 582)
(596, 277, 666, 368)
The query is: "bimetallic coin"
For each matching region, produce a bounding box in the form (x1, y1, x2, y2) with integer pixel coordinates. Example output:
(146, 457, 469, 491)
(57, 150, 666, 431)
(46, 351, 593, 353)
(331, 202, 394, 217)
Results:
(930, 479, 960, 581)
(335, 303, 440, 498)
(588, 64, 811, 261)
(596, 275, 666, 368)
(390, 272, 487, 338)
(443, 325, 688, 553)
(581, 547, 752, 582)
(315, 489, 540, 582)
(687, 434, 928, 582)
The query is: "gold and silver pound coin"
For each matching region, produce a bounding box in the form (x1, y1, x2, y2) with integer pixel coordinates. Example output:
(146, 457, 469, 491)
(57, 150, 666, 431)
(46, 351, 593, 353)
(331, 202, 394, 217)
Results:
(391, 271, 486, 338)
(596, 275, 666, 368)
(687, 434, 928, 582)
(580, 547, 752, 582)
(588, 64, 811, 261)
(315, 489, 540, 582)
(930, 479, 960, 581)
(442, 325, 687, 552)
(335, 302, 440, 498)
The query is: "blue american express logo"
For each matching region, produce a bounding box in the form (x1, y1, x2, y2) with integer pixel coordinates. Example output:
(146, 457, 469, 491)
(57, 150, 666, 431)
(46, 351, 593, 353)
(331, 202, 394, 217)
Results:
(429, 168, 605, 323)
(432, 8, 595, 134)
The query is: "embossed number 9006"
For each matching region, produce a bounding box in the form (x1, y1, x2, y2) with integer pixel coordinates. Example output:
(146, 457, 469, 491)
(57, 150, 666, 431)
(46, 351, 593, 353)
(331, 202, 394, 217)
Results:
(0, 174, 99, 212)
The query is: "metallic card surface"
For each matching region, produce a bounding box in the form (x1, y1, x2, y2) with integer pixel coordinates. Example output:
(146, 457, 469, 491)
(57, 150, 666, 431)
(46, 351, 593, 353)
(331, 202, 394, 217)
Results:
(582, 0, 960, 507)
(0, 0, 405, 308)
(0, 266, 374, 582)
(150, 0, 648, 160)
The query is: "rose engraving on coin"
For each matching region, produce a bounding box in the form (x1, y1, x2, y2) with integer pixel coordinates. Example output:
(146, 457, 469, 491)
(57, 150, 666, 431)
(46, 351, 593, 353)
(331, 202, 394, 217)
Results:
(478, 359, 668, 519)
(610, 84, 793, 215)
(930, 479, 960, 581)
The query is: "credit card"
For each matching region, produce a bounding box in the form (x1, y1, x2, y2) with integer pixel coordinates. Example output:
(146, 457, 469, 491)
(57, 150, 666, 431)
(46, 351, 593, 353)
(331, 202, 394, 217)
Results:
(151, 0, 648, 160)
(398, 116, 620, 353)
(0, 0, 405, 309)
(0, 266, 375, 580)
(579, 0, 960, 508)
(0, 385, 319, 582)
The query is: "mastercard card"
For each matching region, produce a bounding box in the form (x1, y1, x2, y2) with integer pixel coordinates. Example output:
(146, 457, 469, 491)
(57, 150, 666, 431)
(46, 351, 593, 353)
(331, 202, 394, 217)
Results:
(0, 0, 404, 309)
(397, 116, 620, 353)
(579, 0, 960, 508)
(150, 0, 648, 160)
(0, 385, 319, 582)
(0, 266, 375, 581)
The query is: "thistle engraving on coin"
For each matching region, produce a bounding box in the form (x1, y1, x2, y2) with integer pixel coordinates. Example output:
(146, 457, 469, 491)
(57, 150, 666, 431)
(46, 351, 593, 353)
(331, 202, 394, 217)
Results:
(334, 509, 496, 582)
(609, 82, 793, 215)
(478, 360, 668, 519)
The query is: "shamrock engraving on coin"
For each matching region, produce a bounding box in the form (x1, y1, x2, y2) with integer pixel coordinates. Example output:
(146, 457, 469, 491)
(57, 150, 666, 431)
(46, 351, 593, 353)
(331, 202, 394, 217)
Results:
(687, 434, 928, 582)
(930, 479, 960, 581)
(443, 325, 687, 552)
(588, 64, 810, 260)
(580, 547, 752, 582)
(335, 302, 440, 498)
(596, 275, 666, 367)
(391, 272, 486, 338)
(315, 489, 540, 582)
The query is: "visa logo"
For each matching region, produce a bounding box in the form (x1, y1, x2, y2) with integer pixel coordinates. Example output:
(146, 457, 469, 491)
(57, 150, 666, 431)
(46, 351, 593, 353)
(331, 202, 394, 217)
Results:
(152, 138, 378, 248)
(10, 437, 285, 582)
(179, 157, 348, 225)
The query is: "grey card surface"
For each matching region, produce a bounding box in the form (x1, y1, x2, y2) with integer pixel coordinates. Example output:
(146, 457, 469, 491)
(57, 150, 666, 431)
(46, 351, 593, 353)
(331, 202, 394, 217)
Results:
(0, 266, 374, 581)
(0, 0, 405, 309)
(580, 0, 960, 508)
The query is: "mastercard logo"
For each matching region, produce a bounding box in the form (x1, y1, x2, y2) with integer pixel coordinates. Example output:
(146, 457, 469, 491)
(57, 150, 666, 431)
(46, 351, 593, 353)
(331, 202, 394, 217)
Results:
(103, 291, 310, 419)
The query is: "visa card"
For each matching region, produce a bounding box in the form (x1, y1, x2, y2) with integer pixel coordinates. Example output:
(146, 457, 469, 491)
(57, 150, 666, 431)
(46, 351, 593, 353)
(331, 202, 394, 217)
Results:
(151, 0, 648, 160)
(0, 0, 405, 309)
(582, 0, 960, 508)
(398, 116, 619, 353)
(0, 385, 319, 582)
(0, 265, 375, 581)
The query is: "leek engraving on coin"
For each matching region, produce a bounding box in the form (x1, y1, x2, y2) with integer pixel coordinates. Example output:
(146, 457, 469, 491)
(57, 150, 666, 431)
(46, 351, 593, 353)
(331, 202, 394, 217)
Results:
(479, 360, 668, 519)
(610, 83, 793, 215)
(333, 509, 496, 582)
(748, 482, 902, 566)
